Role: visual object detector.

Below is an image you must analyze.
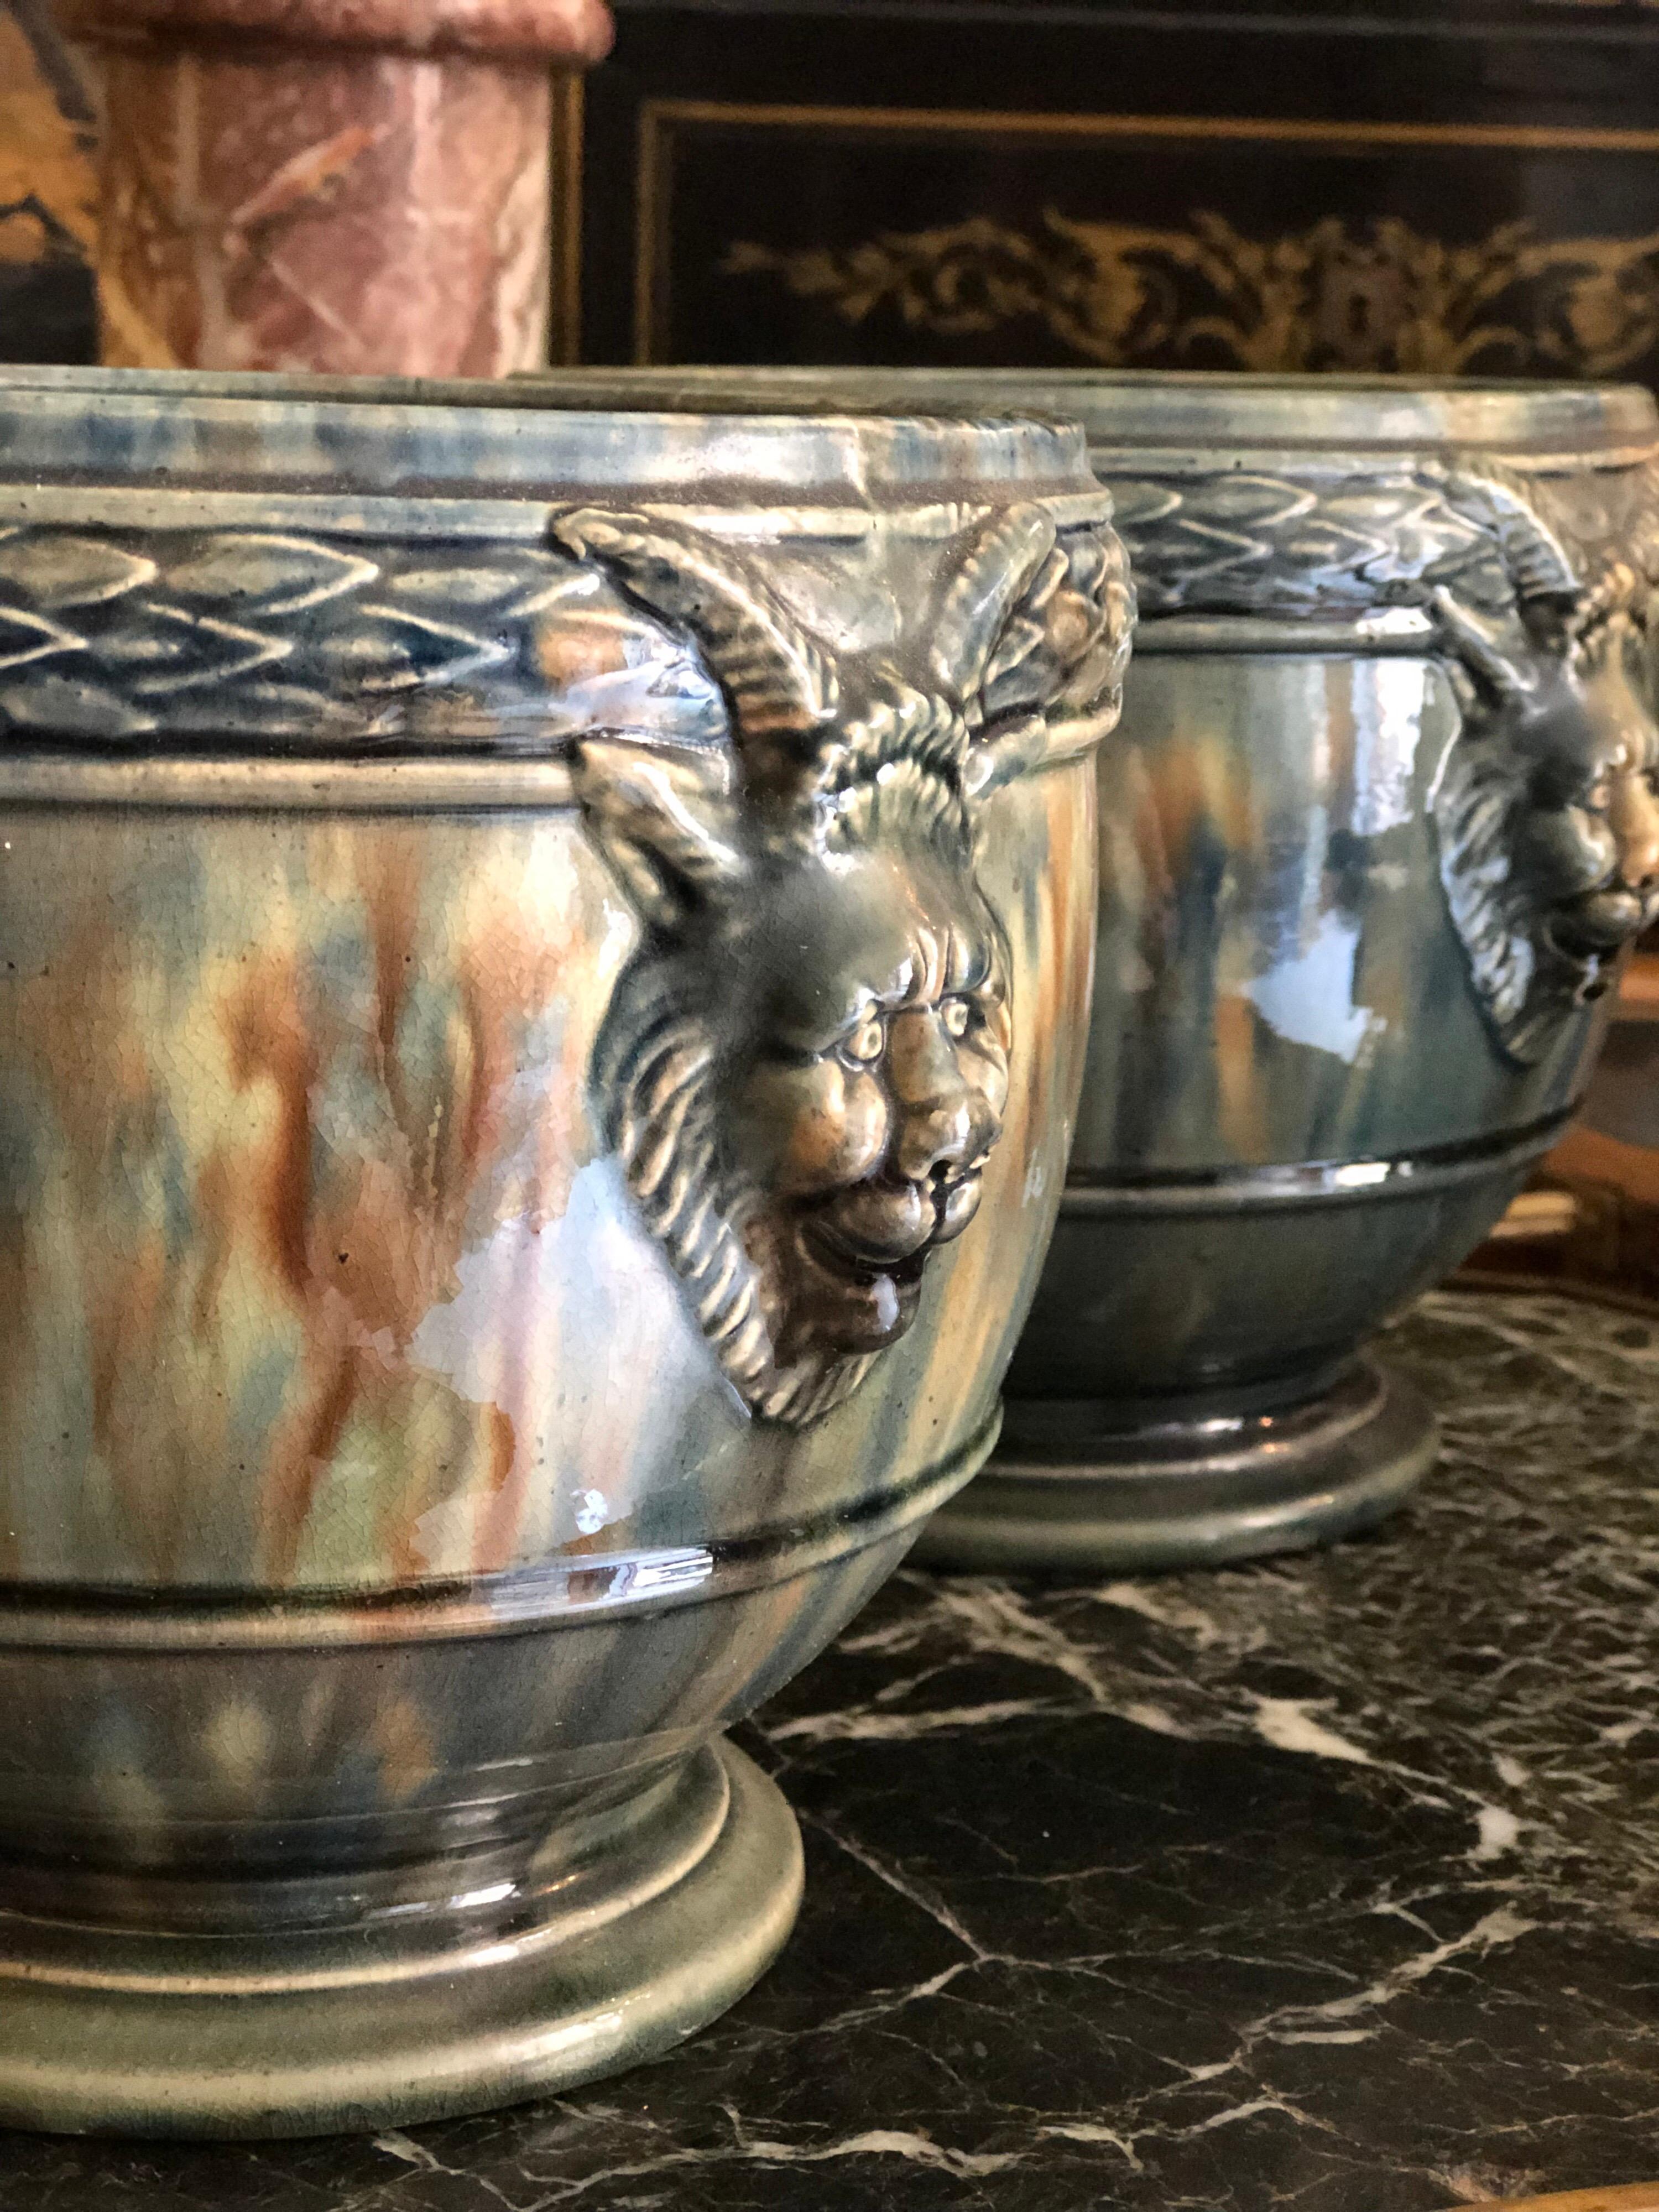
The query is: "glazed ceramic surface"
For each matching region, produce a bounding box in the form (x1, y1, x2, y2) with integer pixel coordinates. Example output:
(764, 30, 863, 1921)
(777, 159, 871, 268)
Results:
(606, 370, 1659, 1563)
(6, 1292, 1659, 2210)
(928, 373, 1659, 1564)
(0, 368, 1128, 2129)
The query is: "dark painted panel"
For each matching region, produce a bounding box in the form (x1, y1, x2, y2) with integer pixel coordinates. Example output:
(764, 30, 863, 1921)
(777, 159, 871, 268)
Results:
(583, 3, 1659, 374)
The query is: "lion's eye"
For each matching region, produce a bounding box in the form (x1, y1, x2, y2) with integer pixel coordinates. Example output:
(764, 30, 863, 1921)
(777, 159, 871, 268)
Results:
(843, 1014, 885, 1065)
(1583, 778, 1614, 815)
(941, 998, 972, 1039)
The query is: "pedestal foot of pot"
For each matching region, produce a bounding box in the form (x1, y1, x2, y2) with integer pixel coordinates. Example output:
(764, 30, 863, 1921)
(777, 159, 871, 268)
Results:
(914, 1358, 1437, 1573)
(0, 1738, 800, 2140)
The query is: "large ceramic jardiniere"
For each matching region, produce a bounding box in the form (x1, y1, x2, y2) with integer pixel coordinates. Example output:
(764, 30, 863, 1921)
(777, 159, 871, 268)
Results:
(914, 371, 1659, 1566)
(0, 368, 1129, 2132)
(526, 368, 1659, 1567)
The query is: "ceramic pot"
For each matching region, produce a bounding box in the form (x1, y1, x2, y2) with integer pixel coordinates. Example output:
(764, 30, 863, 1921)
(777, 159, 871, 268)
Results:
(524, 369, 1659, 1566)
(0, 368, 1129, 2132)
(903, 372, 1659, 1568)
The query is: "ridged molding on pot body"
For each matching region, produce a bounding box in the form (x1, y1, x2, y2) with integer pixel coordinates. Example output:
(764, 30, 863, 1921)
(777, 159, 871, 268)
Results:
(915, 371, 1659, 1567)
(0, 369, 1128, 2132)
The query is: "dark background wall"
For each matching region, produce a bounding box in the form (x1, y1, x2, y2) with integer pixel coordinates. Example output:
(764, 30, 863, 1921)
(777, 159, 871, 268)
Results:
(578, 0, 1659, 380)
(8, 0, 1659, 380)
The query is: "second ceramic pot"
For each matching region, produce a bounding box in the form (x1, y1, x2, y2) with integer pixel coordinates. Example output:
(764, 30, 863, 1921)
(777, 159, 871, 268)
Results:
(919, 371, 1659, 1566)
(521, 369, 1659, 1569)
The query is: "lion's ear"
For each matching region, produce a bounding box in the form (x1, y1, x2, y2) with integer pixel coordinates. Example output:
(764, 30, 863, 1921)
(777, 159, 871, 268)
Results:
(931, 506, 1059, 712)
(573, 739, 748, 935)
(1431, 588, 1535, 705)
(554, 509, 837, 803)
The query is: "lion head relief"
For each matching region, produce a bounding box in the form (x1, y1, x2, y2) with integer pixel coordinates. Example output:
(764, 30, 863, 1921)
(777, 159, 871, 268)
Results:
(555, 502, 1133, 1426)
(1426, 469, 1659, 1065)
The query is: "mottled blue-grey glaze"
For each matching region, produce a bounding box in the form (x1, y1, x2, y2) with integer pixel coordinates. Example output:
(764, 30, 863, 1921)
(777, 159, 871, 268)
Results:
(628, 369, 1658, 1568)
(0, 369, 1124, 2131)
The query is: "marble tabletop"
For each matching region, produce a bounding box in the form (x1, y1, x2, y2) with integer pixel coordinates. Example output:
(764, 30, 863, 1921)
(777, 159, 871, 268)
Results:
(6, 1286, 1659, 2211)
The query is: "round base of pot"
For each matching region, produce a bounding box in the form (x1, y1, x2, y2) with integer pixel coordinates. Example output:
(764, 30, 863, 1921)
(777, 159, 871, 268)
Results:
(0, 1737, 800, 2141)
(914, 1358, 1437, 1573)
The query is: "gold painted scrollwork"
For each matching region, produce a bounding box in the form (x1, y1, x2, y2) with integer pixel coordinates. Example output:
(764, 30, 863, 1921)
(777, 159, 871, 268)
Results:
(727, 212, 1659, 379)
(0, 6, 95, 275)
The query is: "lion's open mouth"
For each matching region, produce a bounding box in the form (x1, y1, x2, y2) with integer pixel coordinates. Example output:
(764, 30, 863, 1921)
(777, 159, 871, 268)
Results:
(1551, 880, 1658, 957)
(800, 1169, 983, 1286)
(801, 1214, 933, 1286)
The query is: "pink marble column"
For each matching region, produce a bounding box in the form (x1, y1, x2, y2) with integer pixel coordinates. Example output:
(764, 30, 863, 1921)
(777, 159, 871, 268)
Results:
(59, 0, 612, 375)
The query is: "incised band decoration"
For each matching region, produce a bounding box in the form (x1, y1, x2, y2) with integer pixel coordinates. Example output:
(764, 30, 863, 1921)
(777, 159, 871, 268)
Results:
(0, 524, 722, 753)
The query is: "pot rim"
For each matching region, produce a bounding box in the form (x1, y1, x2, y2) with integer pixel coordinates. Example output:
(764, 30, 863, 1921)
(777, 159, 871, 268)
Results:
(0, 365, 1099, 500)
(509, 365, 1659, 461)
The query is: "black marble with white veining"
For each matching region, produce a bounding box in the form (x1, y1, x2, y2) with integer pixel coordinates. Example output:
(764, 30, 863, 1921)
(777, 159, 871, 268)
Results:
(3, 1286, 1659, 2210)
